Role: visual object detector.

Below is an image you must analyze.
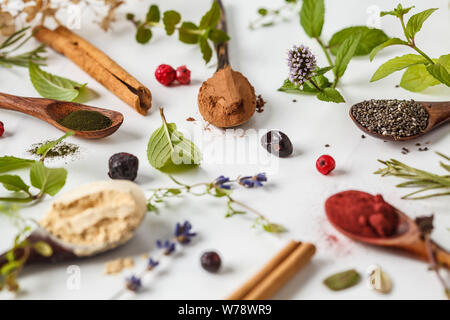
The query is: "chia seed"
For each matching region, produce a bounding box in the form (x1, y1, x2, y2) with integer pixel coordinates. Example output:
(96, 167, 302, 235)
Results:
(352, 99, 429, 138)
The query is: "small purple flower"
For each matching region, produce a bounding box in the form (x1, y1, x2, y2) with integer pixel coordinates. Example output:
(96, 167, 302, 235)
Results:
(156, 239, 176, 255)
(214, 175, 231, 190)
(287, 45, 317, 89)
(174, 221, 197, 244)
(147, 257, 159, 270)
(239, 173, 267, 188)
(125, 275, 141, 292)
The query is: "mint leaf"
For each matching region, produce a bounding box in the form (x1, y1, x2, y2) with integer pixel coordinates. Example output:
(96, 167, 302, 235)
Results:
(328, 26, 389, 56)
(317, 88, 345, 103)
(136, 25, 152, 44)
(0, 156, 35, 174)
(323, 269, 360, 291)
(334, 32, 361, 78)
(315, 66, 334, 76)
(178, 22, 200, 44)
(278, 75, 331, 94)
(380, 4, 414, 18)
(199, 37, 212, 64)
(37, 131, 74, 158)
(406, 8, 437, 39)
(29, 62, 86, 101)
(370, 54, 428, 82)
(400, 64, 440, 92)
(0, 175, 30, 193)
(29, 162, 67, 196)
(426, 63, 450, 87)
(199, 0, 221, 29)
(146, 5, 160, 23)
(163, 10, 181, 35)
(369, 38, 408, 61)
(208, 29, 230, 43)
(299, 0, 324, 38)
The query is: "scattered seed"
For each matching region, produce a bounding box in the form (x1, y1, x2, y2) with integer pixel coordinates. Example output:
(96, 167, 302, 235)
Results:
(256, 94, 266, 113)
(292, 99, 297, 103)
(325, 144, 330, 147)
(361, 134, 366, 139)
(186, 117, 196, 122)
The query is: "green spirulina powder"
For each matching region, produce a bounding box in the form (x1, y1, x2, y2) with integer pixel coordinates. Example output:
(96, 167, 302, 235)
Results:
(58, 110, 112, 131)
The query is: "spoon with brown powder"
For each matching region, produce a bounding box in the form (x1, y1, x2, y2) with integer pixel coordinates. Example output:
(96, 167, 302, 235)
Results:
(197, 0, 257, 128)
(0, 92, 123, 139)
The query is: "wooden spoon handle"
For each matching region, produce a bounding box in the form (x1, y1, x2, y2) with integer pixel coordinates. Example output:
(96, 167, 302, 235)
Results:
(420, 101, 450, 127)
(435, 244, 450, 269)
(0, 92, 51, 120)
(215, 0, 230, 71)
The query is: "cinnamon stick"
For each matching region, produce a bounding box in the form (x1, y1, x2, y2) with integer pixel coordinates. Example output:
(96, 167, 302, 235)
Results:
(34, 26, 151, 115)
(227, 241, 316, 300)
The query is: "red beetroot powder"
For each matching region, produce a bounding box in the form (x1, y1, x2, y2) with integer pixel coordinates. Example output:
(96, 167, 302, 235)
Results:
(325, 190, 399, 238)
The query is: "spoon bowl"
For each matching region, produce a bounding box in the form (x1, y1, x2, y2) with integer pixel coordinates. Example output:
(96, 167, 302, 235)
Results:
(350, 101, 450, 141)
(0, 92, 123, 139)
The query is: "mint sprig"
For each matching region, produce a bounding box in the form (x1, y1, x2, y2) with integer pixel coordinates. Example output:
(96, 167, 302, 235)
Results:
(128, 1, 230, 63)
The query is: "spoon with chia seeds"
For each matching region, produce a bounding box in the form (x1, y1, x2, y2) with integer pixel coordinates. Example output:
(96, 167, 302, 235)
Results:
(350, 99, 450, 141)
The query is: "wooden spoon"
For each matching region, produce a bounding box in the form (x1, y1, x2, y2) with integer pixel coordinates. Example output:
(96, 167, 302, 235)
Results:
(350, 101, 450, 141)
(197, 0, 257, 128)
(0, 92, 123, 139)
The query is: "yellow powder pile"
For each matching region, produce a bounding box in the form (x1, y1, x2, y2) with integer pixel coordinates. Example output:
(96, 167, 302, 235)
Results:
(104, 257, 134, 275)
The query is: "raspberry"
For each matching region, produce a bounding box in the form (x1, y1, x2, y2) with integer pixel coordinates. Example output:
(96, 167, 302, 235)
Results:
(316, 155, 335, 175)
(0, 121, 4, 137)
(176, 65, 191, 85)
(155, 64, 176, 86)
(108, 152, 139, 181)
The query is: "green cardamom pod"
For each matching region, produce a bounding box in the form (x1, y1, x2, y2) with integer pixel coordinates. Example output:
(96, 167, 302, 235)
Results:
(323, 269, 360, 291)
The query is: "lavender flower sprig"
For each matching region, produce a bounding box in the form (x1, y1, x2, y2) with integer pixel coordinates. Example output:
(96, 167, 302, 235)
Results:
(147, 174, 284, 234)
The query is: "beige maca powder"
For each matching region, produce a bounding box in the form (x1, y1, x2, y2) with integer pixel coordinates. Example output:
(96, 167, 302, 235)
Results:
(40, 180, 147, 250)
(104, 257, 134, 275)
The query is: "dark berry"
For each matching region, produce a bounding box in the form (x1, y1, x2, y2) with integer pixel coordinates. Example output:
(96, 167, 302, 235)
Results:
(261, 130, 293, 158)
(176, 65, 191, 85)
(155, 64, 176, 86)
(108, 152, 139, 181)
(0, 121, 4, 137)
(316, 155, 335, 175)
(201, 251, 221, 273)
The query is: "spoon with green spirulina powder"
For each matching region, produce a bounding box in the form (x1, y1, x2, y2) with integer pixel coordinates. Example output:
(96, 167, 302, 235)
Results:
(0, 92, 123, 139)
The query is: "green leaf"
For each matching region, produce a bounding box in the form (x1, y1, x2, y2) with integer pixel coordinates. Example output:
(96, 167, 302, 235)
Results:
(426, 63, 450, 87)
(400, 64, 440, 92)
(0, 157, 35, 174)
(146, 5, 160, 23)
(163, 10, 181, 35)
(199, 0, 221, 29)
(329, 26, 389, 56)
(36, 131, 74, 158)
(370, 54, 429, 82)
(323, 269, 360, 291)
(406, 8, 437, 39)
(0, 175, 30, 193)
(369, 37, 408, 61)
(33, 241, 53, 257)
(258, 8, 268, 16)
(315, 66, 334, 76)
(147, 110, 202, 170)
(317, 88, 345, 103)
(278, 75, 331, 94)
(263, 223, 285, 233)
(380, 4, 414, 18)
(136, 25, 152, 44)
(299, 0, 324, 38)
(29, 62, 86, 101)
(29, 162, 67, 196)
(178, 22, 200, 44)
(334, 32, 361, 78)
(208, 29, 230, 43)
(199, 37, 213, 64)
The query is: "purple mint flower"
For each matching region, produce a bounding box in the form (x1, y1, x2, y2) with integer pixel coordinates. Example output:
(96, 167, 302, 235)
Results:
(239, 173, 267, 188)
(174, 221, 197, 244)
(125, 275, 141, 292)
(156, 239, 176, 255)
(287, 45, 317, 89)
(214, 175, 231, 190)
(147, 257, 159, 270)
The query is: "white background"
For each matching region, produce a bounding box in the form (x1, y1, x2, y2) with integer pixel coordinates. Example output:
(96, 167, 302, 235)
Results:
(0, 0, 449, 300)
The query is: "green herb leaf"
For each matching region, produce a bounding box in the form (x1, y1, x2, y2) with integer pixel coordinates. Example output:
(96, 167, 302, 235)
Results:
(334, 32, 361, 78)
(278, 75, 331, 94)
(136, 25, 152, 44)
(315, 66, 334, 76)
(29, 62, 86, 101)
(370, 54, 429, 82)
(199, 37, 213, 64)
(258, 8, 268, 16)
(317, 87, 345, 103)
(147, 110, 201, 170)
(426, 63, 450, 87)
(0, 175, 30, 193)
(263, 223, 285, 233)
(400, 64, 440, 92)
(380, 4, 414, 18)
(146, 5, 161, 23)
(0, 157, 35, 174)
(208, 29, 230, 43)
(299, 0, 324, 38)
(369, 38, 408, 61)
(178, 22, 200, 44)
(36, 131, 74, 158)
(29, 162, 67, 196)
(323, 269, 360, 291)
(328, 26, 389, 56)
(163, 10, 181, 35)
(406, 8, 437, 39)
(32, 241, 53, 257)
(199, 0, 221, 29)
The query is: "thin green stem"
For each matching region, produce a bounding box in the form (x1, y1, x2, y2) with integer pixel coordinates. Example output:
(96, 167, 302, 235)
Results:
(409, 44, 434, 64)
(315, 37, 333, 67)
(308, 79, 323, 92)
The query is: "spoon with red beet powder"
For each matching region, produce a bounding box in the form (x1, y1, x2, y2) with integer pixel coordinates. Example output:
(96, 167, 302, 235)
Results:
(325, 190, 450, 268)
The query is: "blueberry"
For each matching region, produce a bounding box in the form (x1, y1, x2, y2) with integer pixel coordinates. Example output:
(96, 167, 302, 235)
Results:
(108, 153, 139, 181)
(261, 130, 293, 158)
(201, 251, 221, 273)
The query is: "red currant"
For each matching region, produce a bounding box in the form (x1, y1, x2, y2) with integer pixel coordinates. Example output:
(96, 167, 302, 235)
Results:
(155, 64, 176, 86)
(0, 121, 4, 137)
(176, 65, 191, 85)
(316, 155, 335, 175)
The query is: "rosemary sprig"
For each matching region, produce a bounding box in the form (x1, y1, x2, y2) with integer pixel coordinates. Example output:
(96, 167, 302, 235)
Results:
(375, 152, 450, 199)
(0, 27, 46, 68)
